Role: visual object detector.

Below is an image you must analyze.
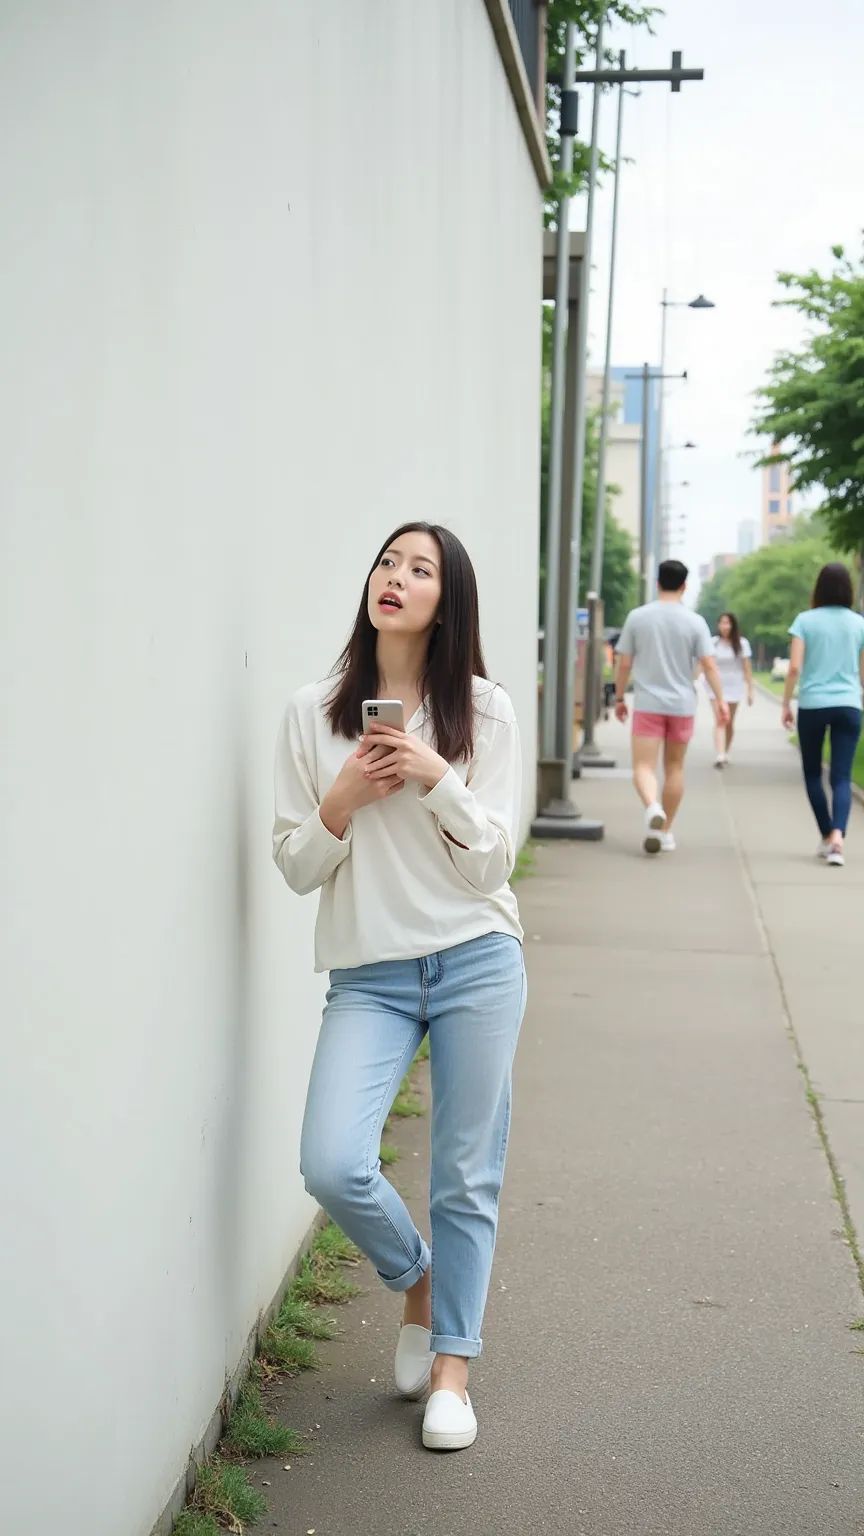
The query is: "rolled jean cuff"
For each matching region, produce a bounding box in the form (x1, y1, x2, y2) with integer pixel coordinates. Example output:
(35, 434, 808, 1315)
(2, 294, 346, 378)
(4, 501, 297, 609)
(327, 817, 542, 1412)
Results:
(430, 1333, 483, 1358)
(377, 1238, 431, 1293)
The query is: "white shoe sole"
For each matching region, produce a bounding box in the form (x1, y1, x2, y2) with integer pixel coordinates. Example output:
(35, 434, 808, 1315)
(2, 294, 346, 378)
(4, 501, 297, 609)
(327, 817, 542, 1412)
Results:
(422, 1423, 478, 1451)
(400, 1371, 432, 1402)
(644, 808, 665, 855)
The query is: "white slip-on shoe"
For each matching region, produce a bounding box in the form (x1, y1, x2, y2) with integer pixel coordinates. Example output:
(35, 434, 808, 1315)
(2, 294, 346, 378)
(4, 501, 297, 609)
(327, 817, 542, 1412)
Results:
(827, 847, 845, 867)
(422, 1389, 478, 1451)
(394, 1325, 434, 1400)
(817, 839, 832, 860)
(643, 803, 666, 855)
(659, 830, 676, 853)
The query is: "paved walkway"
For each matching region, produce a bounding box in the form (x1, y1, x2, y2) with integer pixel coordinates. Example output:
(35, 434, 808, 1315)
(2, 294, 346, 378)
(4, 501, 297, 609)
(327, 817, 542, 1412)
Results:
(263, 692, 864, 1536)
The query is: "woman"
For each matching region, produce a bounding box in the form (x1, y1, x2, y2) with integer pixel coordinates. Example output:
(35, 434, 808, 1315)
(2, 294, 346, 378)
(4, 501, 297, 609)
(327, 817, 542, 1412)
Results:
(709, 612, 753, 767)
(272, 522, 526, 1453)
(782, 562, 864, 867)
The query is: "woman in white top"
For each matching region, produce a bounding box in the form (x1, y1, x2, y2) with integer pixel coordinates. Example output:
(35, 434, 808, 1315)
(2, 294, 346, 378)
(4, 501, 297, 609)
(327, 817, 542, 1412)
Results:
(273, 521, 526, 1454)
(710, 612, 754, 767)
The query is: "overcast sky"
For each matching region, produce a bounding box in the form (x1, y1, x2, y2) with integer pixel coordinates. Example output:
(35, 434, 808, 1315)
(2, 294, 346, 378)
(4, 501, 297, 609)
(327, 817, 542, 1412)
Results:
(571, 0, 864, 577)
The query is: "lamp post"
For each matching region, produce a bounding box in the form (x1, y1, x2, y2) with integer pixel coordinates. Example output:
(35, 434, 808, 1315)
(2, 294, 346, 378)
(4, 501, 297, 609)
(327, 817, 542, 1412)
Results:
(658, 444, 696, 560)
(653, 293, 714, 572)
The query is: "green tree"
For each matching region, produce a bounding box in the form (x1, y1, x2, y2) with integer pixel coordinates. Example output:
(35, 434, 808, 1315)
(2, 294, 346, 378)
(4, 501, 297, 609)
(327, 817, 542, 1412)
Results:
(545, 1, 658, 224)
(699, 532, 849, 660)
(696, 564, 737, 634)
(753, 241, 864, 559)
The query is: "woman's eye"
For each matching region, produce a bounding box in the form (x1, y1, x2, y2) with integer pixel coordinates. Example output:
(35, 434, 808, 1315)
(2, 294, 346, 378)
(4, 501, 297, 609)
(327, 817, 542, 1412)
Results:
(414, 567, 431, 578)
(380, 557, 394, 569)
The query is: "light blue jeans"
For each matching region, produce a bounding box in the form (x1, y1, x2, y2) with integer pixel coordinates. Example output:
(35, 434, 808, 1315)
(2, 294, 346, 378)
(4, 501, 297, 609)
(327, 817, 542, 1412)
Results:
(300, 932, 526, 1357)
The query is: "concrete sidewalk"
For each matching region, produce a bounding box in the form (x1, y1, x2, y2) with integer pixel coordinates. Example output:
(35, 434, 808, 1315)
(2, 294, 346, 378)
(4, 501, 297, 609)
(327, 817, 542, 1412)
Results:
(262, 692, 864, 1536)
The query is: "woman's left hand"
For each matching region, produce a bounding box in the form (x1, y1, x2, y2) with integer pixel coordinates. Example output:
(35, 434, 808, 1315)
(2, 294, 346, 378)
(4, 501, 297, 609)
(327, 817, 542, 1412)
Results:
(748, 687, 755, 707)
(361, 723, 449, 789)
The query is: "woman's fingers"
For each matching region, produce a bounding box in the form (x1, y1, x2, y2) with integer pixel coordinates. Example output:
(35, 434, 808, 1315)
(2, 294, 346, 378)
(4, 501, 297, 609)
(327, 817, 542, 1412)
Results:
(364, 722, 403, 741)
(367, 757, 403, 780)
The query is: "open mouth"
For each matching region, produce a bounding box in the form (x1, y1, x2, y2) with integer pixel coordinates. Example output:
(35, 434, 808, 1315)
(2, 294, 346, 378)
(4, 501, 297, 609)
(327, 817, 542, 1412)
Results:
(379, 595, 403, 610)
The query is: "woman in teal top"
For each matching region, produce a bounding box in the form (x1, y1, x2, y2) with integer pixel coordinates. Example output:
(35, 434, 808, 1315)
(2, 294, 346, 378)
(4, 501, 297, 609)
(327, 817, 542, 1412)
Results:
(782, 563, 864, 867)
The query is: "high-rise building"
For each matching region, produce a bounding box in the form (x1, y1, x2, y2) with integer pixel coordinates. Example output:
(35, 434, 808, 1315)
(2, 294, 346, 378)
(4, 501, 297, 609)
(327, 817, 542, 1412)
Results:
(737, 518, 758, 556)
(761, 449, 794, 544)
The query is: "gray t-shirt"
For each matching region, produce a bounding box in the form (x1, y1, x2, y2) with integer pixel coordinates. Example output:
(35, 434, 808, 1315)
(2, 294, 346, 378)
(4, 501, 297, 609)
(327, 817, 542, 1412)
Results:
(617, 601, 713, 717)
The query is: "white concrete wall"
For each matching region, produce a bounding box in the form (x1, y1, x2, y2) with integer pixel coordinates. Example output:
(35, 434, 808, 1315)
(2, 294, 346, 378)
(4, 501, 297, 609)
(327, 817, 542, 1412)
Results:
(0, 4, 541, 1533)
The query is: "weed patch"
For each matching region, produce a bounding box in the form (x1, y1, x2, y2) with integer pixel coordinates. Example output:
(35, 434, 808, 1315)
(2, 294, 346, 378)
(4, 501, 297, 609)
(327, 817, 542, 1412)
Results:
(186, 1458, 265, 1533)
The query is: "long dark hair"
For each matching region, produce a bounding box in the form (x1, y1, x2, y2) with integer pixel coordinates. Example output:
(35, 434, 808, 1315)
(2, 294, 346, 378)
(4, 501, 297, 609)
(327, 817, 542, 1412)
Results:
(812, 562, 853, 609)
(326, 522, 487, 762)
(719, 611, 742, 656)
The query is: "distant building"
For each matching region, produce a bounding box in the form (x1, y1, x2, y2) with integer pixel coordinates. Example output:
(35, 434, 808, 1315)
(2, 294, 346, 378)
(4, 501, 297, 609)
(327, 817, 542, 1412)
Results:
(587, 372, 642, 568)
(702, 552, 739, 582)
(762, 449, 794, 544)
(737, 518, 758, 556)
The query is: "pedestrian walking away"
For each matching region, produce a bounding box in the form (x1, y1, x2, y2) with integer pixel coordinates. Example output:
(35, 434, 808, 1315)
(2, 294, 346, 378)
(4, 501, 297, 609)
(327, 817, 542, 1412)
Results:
(782, 561, 864, 868)
(708, 611, 754, 767)
(272, 521, 527, 1453)
(614, 559, 729, 854)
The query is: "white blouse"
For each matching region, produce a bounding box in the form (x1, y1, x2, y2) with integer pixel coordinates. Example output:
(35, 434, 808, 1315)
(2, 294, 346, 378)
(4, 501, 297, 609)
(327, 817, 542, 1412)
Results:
(272, 677, 523, 972)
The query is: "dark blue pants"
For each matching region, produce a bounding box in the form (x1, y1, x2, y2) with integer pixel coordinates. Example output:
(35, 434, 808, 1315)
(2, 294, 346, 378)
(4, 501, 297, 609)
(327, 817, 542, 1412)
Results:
(797, 706, 863, 837)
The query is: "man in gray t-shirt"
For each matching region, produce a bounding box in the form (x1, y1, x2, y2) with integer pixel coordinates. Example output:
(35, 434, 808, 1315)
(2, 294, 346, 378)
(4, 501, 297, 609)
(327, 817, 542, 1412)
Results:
(614, 560, 728, 854)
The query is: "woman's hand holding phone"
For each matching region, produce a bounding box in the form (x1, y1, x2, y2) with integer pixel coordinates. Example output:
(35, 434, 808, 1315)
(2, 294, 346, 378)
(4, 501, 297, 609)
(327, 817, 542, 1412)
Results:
(362, 722, 449, 790)
(320, 745, 405, 838)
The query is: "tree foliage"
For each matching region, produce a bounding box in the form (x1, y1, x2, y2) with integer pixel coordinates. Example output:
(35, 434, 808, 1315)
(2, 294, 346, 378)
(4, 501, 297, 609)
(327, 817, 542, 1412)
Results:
(697, 523, 849, 657)
(545, 0, 658, 225)
(753, 241, 864, 555)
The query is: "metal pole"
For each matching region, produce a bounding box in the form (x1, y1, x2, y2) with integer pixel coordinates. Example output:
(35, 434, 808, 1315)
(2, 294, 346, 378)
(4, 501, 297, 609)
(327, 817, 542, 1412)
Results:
(639, 363, 651, 605)
(652, 289, 668, 569)
(589, 53, 627, 600)
(579, 52, 626, 765)
(558, 7, 605, 790)
(539, 21, 577, 760)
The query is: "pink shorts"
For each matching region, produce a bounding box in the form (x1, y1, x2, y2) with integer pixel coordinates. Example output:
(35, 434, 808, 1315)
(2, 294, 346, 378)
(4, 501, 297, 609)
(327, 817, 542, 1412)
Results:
(632, 711, 695, 744)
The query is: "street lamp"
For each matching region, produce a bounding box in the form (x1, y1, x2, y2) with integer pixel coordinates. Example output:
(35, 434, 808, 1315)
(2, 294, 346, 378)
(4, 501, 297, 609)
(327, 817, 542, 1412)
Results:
(658, 445, 696, 560)
(653, 293, 715, 572)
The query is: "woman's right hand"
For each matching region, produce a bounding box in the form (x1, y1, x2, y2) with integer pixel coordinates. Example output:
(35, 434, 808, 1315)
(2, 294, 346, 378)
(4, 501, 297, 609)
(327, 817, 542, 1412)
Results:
(781, 703, 795, 731)
(320, 747, 404, 838)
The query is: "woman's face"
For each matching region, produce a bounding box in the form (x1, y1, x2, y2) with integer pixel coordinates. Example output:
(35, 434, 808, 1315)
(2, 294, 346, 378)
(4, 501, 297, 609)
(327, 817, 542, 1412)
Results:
(718, 615, 732, 640)
(367, 531, 443, 636)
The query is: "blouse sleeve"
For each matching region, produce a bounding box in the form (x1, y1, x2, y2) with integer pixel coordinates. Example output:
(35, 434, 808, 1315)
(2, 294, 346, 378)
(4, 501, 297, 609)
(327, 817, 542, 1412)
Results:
(419, 692, 522, 896)
(272, 698, 353, 896)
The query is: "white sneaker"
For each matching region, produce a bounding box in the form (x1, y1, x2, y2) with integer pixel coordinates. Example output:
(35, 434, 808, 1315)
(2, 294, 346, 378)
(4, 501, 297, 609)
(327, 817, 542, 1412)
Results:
(817, 839, 832, 860)
(827, 847, 845, 867)
(643, 803, 666, 855)
(422, 1389, 478, 1451)
(394, 1325, 434, 1400)
(714, 753, 728, 769)
(659, 831, 676, 852)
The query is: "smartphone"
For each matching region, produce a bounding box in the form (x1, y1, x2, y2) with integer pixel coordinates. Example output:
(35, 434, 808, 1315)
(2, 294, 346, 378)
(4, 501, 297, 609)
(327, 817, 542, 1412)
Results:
(361, 699, 405, 736)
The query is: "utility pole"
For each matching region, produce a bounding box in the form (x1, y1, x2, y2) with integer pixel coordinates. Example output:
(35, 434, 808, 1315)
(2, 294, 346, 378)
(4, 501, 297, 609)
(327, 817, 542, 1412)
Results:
(624, 366, 687, 604)
(562, 46, 706, 771)
(534, 38, 705, 837)
(579, 49, 628, 769)
(533, 20, 603, 840)
(539, 22, 578, 766)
